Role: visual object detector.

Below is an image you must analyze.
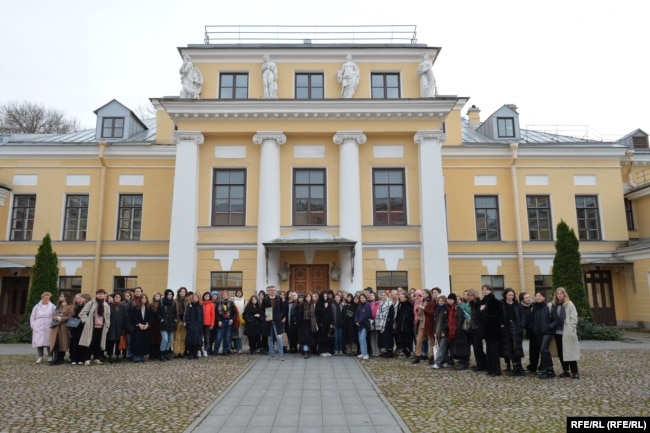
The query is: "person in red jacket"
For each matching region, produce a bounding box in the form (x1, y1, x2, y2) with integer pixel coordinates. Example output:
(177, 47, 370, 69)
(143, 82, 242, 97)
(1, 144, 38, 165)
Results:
(201, 292, 215, 357)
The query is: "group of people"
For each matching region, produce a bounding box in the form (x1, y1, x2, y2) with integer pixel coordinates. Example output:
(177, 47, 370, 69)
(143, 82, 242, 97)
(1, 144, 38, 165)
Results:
(30, 283, 581, 379)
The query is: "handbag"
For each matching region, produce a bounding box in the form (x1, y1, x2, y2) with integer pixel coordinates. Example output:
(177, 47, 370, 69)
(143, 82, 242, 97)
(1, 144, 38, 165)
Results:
(66, 317, 81, 328)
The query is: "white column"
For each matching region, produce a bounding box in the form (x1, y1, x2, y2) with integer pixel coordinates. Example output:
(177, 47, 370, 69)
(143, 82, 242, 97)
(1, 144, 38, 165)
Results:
(167, 131, 204, 293)
(253, 131, 286, 291)
(334, 130, 366, 293)
(414, 130, 450, 292)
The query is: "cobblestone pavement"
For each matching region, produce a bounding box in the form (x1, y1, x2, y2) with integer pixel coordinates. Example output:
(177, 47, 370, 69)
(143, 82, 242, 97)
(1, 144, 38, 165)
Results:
(1, 333, 649, 433)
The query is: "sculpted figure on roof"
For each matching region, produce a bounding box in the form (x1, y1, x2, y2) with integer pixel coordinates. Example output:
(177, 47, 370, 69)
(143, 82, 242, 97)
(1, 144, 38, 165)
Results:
(337, 54, 360, 98)
(261, 54, 278, 99)
(180, 55, 203, 99)
(417, 53, 437, 98)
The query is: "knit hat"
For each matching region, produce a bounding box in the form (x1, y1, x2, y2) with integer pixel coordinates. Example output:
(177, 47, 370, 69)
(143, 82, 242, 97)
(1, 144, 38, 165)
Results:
(211, 291, 219, 296)
(447, 293, 457, 302)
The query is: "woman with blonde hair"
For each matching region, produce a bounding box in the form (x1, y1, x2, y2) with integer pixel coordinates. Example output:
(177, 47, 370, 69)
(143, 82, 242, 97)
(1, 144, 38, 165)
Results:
(551, 287, 581, 379)
(30, 292, 55, 364)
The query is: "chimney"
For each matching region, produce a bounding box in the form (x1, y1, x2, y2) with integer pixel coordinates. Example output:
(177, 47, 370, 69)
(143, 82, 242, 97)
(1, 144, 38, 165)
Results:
(467, 105, 481, 126)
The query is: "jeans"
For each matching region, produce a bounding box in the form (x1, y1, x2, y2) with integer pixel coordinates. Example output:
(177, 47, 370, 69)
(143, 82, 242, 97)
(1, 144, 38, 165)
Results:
(267, 323, 284, 357)
(160, 330, 174, 352)
(333, 326, 343, 352)
(215, 322, 232, 354)
(358, 326, 368, 356)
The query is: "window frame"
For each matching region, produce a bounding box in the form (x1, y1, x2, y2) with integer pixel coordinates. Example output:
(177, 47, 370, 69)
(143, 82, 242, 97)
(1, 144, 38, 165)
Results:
(575, 195, 602, 241)
(526, 195, 553, 241)
(59, 276, 82, 299)
(113, 276, 138, 293)
(481, 275, 505, 300)
(210, 271, 243, 292)
(10, 194, 36, 241)
(116, 194, 143, 241)
(375, 271, 408, 292)
(372, 168, 407, 226)
(63, 194, 89, 241)
(370, 72, 401, 99)
(295, 72, 324, 100)
(293, 168, 326, 226)
(219, 72, 249, 99)
(624, 198, 635, 230)
(497, 117, 515, 138)
(474, 195, 501, 241)
(212, 169, 247, 226)
(101, 117, 125, 139)
(533, 275, 553, 298)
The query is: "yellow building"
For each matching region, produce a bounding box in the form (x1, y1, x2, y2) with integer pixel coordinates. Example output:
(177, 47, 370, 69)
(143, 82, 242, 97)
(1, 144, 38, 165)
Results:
(1, 26, 648, 328)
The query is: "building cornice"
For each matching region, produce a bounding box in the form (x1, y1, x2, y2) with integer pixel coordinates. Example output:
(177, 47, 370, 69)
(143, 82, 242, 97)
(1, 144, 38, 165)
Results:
(442, 144, 628, 159)
(152, 98, 460, 122)
(0, 144, 176, 159)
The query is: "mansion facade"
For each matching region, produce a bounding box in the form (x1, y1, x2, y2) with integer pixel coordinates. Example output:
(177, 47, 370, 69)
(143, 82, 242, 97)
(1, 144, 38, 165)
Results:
(1, 26, 649, 328)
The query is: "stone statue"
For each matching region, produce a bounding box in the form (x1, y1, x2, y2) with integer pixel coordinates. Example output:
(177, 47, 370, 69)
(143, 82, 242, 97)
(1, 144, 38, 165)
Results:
(337, 54, 360, 98)
(261, 54, 278, 99)
(179, 55, 203, 99)
(417, 54, 437, 97)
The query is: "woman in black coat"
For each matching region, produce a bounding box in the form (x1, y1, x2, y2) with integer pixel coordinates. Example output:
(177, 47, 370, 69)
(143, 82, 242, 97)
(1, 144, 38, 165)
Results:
(394, 292, 414, 357)
(530, 290, 559, 379)
(448, 294, 471, 369)
(184, 293, 204, 359)
(106, 292, 127, 363)
(479, 285, 505, 376)
(298, 293, 318, 358)
(128, 293, 154, 363)
(243, 295, 263, 354)
(343, 293, 358, 356)
(500, 288, 525, 376)
(315, 291, 334, 356)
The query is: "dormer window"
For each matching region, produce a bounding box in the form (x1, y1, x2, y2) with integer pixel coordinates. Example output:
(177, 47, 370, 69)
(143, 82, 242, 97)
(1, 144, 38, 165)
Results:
(633, 136, 648, 149)
(497, 117, 515, 138)
(102, 117, 125, 138)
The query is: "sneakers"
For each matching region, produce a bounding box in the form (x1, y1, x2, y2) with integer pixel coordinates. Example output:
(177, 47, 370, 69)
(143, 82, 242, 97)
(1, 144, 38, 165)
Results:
(203, 350, 208, 357)
(84, 360, 91, 366)
(36, 357, 42, 364)
(357, 354, 364, 359)
(269, 355, 275, 360)
(362, 355, 369, 360)
(71, 362, 77, 365)
(93, 359, 103, 365)
(432, 364, 440, 369)
(280, 356, 285, 361)
(441, 363, 449, 368)
(47, 356, 53, 363)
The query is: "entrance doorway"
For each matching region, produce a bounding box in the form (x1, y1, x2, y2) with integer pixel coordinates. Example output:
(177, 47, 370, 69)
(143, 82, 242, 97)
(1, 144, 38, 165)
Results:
(0, 276, 29, 330)
(290, 264, 329, 294)
(583, 269, 616, 326)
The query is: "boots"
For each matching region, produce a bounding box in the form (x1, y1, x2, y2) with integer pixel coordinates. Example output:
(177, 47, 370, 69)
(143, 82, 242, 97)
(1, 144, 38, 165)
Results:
(513, 363, 525, 376)
(428, 356, 435, 365)
(505, 359, 512, 372)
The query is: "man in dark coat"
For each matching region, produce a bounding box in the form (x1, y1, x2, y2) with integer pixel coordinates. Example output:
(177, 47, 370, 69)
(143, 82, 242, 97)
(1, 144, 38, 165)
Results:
(261, 285, 287, 360)
(479, 285, 505, 376)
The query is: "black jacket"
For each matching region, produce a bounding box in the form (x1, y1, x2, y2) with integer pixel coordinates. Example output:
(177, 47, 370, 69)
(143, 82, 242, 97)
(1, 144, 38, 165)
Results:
(531, 301, 559, 335)
(480, 292, 504, 341)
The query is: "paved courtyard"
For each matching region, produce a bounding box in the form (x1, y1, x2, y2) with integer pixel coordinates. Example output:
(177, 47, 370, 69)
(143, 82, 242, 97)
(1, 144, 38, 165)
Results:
(0, 333, 648, 433)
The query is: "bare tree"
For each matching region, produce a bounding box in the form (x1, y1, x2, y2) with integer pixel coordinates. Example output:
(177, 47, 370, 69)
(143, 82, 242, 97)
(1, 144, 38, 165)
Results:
(0, 101, 81, 134)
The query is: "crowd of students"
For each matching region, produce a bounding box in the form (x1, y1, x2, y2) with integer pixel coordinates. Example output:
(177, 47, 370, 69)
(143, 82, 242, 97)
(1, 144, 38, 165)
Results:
(31, 283, 580, 379)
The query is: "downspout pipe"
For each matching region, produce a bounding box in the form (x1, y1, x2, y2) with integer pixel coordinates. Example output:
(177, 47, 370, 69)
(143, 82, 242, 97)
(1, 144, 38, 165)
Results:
(93, 142, 107, 290)
(510, 143, 526, 290)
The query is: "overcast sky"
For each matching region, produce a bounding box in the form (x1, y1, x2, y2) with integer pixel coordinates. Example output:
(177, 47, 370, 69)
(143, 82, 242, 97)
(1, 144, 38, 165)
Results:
(1, 0, 647, 139)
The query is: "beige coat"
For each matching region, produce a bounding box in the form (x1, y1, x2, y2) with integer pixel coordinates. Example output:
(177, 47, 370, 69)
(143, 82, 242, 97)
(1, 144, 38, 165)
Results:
(49, 303, 74, 352)
(78, 300, 111, 350)
(551, 301, 580, 362)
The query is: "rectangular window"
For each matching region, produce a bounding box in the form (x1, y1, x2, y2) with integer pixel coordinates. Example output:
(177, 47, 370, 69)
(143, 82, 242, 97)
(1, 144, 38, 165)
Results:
(371, 73, 400, 99)
(475, 195, 500, 241)
(10, 195, 36, 241)
(526, 195, 552, 241)
(210, 272, 243, 291)
(534, 275, 553, 298)
(101, 117, 125, 138)
(373, 168, 406, 225)
(63, 195, 89, 241)
(293, 169, 326, 225)
(213, 169, 246, 226)
(481, 275, 505, 300)
(295, 73, 324, 100)
(219, 73, 249, 99)
(497, 117, 515, 138)
(114, 276, 138, 292)
(575, 195, 601, 240)
(59, 276, 82, 299)
(117, 194, 142, 240)
(625, 198, 635, 230)
(376, 271, 408, 291)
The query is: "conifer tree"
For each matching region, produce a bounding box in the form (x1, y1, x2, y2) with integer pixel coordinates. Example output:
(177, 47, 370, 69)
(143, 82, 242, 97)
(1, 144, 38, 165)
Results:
(24, 233, 59, 317)
(552, 220, 593, 322)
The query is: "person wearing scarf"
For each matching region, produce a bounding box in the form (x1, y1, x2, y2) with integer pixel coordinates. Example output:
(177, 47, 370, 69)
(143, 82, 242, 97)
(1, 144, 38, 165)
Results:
(431, 295, 449, 369)
(158, 289, 177, 361)
(298, 293, 318, 358)
(78, 288, 111, 365)
(552, 287, 581, 379)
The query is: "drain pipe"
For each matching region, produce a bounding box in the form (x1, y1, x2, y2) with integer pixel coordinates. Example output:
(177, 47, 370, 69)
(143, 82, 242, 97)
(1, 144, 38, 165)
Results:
(510, 143, 525, 289)
(93, 141, 107, 290)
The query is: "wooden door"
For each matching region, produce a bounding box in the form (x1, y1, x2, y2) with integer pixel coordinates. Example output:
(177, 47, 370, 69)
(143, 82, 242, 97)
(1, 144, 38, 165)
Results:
(291, 265, 329, 294)
(0, 276, 29, 330)
(583, 270, 616, 326)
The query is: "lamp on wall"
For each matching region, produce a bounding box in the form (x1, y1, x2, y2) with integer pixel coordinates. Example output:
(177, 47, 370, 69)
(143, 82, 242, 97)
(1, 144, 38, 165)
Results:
(279, 262, 290, 281)
(330, 261, 341, 282)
